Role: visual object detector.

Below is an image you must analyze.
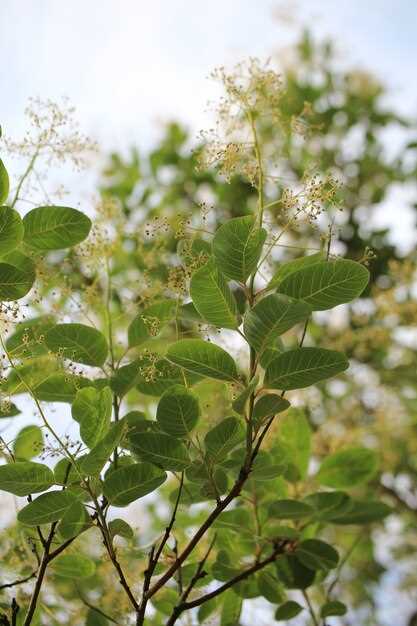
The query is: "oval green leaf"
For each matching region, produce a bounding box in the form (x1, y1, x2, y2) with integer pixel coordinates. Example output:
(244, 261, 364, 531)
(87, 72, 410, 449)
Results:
(265, 347, 349, 390)
(23, 206, 91, 250)
(190, 260, 239, 329)
(50, 554, 95, 578)
(156, 385, 200, 438)
(17, 491, 77, 526)
(45, 323, 108, 366)
(317, 447, 378, 488)
(278, 258, 370, 310)
(167, 339, 239, 383)
(244, 294, 310, 354)
(0, 461, 54, 496)
(212, 215, 266, 283)
(127, 431, 190, 471)
(103, 462, 167, 506)
(0, 159, 9, 204)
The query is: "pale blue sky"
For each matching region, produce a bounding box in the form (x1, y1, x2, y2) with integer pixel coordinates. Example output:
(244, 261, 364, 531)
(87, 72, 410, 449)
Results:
(1, 0, 417, 148)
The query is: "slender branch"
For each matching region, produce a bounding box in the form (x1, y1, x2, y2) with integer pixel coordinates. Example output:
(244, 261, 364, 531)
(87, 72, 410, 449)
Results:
(76, 586, 119, 624)
(0, 572, 37, 592)
(10, 150, 39, 208)
(302, 589, 319, 626)
(170, 541, 288, 623)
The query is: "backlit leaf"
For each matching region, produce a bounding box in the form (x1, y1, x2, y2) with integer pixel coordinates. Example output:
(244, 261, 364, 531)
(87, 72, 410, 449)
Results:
(190, 260, 239, 329)
(0, 206, 24, 254)
(317, 447, 378, 488)
(212, 215, 266, 283)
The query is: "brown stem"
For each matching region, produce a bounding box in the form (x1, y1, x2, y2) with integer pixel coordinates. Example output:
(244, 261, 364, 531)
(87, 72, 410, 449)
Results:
(166, 541, 288, 625)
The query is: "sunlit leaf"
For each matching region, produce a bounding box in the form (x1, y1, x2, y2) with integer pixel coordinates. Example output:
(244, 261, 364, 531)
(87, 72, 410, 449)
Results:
(0, 158, 9, 204)
(190, 259, 239, 329)
(317, 447, 378, 488)
(13, 425, 43, 460)
(213, 215, 266, 283)
(0, 206, 23, 254)
(50, 554, 95, 578)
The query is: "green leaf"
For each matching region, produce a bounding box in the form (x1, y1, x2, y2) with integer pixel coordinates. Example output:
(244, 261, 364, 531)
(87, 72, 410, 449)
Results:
(34, 373, 93, 403)
(103, 462, 166, 506)
(72, 386, 112, 448)
(79, 421, 126, 476)
(167, 339, 239, 382)
(269, 499, 314, 520)
(17, 491, 78, 526)
(317, 447, 379, 488)
(136, 358, 200, 396)
(220, 589, 242, 626)
(295, 539, 339, 571)
(23, 206, 92, 250)
(0, 401, 20, 418)
(268, 252, 324, 289)
(303, 491, 352, 522)
(321, 601, 347, 618)
(198, 597, 218, 624)
(0, 261, 35, 301)
(128, 299, 176, 347)
(6, 315, 55, 358)
(275, 600, 304, 621)
(50, 554, 95, 578)
(110, 359, 141, 397)
(156, 385, 200, 438)
(252, 394, 290, 423)
(265, 347, 349, 390)
(330, 500, 391, 525)
(0, 206, 24, 254)
(57, 501, 91, 540)
(0, 158, 10, 203)
(204, 416, 245, 463)
(108, 518, 134, 540)
(190, 260, 239, 329)
(45, 323, 108, 367)
(244, 294, 310, 354)
(278, 258, 370, 310)
(127, 431, 190, 471)
(276, 408, 311, 481)
(13, 425, 43, 460)
(257, 569, 285, 604)
(275, 555, 315, 590)
(0, 461, 54, 496)
(212, 215, 267, 283)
